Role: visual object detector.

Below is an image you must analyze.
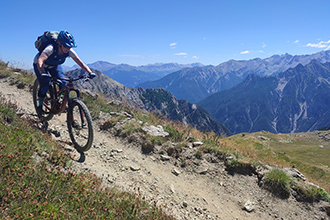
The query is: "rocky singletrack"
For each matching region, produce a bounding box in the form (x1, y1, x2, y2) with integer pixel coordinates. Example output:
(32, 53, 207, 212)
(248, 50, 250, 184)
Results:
(1, 75, 329, 220)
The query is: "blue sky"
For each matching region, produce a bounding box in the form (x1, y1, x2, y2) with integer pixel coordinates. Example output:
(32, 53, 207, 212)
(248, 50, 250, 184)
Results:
(1, 0, 330, 69)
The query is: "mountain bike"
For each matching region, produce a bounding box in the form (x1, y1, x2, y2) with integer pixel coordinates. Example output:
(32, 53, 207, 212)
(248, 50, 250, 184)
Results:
(32, 75, 94, 153)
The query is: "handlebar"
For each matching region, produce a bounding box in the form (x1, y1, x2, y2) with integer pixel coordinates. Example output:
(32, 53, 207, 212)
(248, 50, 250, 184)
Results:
(61, 74, 91, 82)
(50, 74, 92, 85)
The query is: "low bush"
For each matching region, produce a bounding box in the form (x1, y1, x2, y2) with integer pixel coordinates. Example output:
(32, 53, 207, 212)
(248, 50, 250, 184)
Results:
(292, 181, 330, 203)
(263, 169, 292, 198)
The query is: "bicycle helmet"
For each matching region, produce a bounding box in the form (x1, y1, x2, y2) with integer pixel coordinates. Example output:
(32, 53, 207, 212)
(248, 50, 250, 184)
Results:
(58, 30, 77, 48)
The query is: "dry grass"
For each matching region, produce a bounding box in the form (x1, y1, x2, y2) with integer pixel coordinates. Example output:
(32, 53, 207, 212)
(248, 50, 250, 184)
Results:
(224, 131, 330, 193)
(0, 60, 175, 220)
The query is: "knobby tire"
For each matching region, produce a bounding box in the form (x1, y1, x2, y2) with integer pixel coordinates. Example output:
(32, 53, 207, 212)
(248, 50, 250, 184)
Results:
(67, 99, 93, 153)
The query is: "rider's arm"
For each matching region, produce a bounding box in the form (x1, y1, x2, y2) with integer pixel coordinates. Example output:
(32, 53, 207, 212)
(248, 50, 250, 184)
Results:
(73, 56, 93, 74)
(37, 45, 53, 73)
(70, 49, 93, 74)
(37, 52, 49, 73)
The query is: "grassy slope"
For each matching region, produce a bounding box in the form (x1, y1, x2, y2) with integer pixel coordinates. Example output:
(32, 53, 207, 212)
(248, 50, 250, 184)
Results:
(0, 61, 174, 219)
(226, 131, 330, 192)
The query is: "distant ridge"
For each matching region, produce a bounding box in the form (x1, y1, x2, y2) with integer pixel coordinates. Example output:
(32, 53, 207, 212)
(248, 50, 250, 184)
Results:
(64, 62, 204, 88)
(67, 68, 230, 136)
(198, 60, 330, 134)
(139, 50, 330, 103)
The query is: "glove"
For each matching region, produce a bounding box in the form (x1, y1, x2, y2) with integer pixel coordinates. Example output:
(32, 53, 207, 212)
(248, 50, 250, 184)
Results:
(89, 72, 96, 79)
(41, 71, 50, 78)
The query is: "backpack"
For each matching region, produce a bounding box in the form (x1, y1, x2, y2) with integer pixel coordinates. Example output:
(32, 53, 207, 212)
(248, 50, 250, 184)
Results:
(35, 31, 59, 52)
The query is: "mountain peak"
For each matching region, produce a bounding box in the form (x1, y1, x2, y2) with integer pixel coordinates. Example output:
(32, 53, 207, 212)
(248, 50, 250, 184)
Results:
(140, 50, 330, 103)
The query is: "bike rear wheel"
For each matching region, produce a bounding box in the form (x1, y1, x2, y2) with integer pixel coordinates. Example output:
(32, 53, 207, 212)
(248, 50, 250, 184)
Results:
(67, 99, 93, 153)
(32, 79, 54, 121)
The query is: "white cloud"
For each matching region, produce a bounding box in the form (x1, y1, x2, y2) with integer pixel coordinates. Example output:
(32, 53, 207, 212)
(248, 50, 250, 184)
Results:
(170, 42, 177, 49)
(240, 50, 250, 54)
(306, 40, 330, 48)
(294, 40, 299, 44)
(174, 52, 188, 56)
(262, 42, 266, 48)
(119, 54, 143, 58)
(192, 56, 199, 60)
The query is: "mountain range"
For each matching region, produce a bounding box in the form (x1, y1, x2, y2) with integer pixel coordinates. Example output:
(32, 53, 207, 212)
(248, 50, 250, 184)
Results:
(198, 60, 330, 134)
(139, 50, 330, 103)
(65, 50, 330, 135)
(68, 69, 230, 136)
(66, 61, 204, 88)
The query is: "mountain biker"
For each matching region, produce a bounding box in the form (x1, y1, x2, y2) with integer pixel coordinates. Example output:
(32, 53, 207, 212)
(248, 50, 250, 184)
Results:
(33, 30, 96, 116)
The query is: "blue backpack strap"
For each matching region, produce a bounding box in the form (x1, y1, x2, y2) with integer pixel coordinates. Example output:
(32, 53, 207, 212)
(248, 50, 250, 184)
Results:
(44, 45, 70, 66)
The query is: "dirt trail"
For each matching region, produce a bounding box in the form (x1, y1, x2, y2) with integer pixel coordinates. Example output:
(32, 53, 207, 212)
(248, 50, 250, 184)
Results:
(1, 76, 329, 220)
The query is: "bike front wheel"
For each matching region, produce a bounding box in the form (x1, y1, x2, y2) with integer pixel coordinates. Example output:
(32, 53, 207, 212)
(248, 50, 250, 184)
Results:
(67, 99, 93, 153)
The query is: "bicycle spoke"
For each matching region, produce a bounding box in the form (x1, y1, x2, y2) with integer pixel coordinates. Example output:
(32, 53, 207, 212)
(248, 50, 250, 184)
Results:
(73, 107, 87, 144)
(67, 99, 93, 152)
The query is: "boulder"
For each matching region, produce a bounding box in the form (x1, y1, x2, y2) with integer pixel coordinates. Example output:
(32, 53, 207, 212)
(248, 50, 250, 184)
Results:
(142, 125, 169, 137)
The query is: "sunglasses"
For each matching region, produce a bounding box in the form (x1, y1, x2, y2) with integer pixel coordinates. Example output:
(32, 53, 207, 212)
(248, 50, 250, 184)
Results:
(61, 44, 71, 49)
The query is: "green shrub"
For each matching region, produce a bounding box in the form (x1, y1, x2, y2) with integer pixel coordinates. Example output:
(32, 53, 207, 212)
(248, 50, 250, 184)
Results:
(100, 117, 118, 130)
(164, 124, 184, 142)
(263, 169, 292, 198)
(293, 181, 330, 203)
(0, 96, 18, 123)
(118, 120, 141, 138)
(194, 150, 203, 159)
(141, 136, 155, 154)
(227, 159, 239, 168)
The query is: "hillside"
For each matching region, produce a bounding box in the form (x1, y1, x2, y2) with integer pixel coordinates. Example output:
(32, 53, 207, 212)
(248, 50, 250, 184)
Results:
(67, 68, 230, 136)
(198, 60, 330, 134)
(139, 50, 330, 103)
(1, 62, 330, 219)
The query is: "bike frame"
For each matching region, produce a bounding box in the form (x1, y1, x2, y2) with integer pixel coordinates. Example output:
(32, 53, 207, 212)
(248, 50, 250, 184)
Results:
(43, 77, 84, 115)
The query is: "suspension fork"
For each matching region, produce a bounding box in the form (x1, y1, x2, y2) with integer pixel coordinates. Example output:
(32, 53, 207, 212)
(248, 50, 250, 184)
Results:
(79, 107, 86, 127)
(69, 99, 86, 128)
